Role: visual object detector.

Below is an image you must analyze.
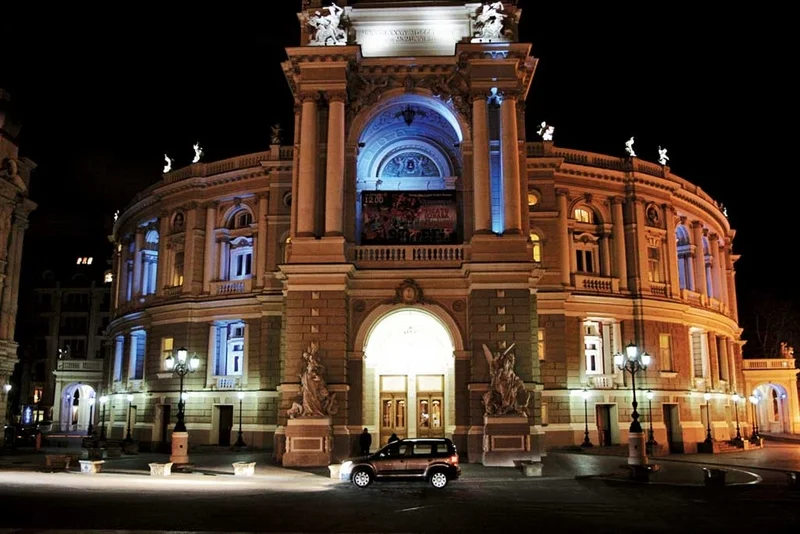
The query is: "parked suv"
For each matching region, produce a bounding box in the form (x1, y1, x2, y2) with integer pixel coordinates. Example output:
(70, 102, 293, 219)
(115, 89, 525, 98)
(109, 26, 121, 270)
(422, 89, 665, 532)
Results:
(339, 437, 461, 488)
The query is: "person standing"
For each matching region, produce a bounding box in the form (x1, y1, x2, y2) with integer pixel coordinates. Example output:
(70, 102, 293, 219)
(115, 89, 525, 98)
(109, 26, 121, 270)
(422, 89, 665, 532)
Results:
(359, 427, 372, 456)
(388, 432, 400, 443)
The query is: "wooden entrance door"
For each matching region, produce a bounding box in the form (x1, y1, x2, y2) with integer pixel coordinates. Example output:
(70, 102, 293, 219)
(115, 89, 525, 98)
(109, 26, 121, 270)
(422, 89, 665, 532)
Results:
(596, 405, 612, 446)
(218, 406, 233, 446)
(416, 375, 444, 438)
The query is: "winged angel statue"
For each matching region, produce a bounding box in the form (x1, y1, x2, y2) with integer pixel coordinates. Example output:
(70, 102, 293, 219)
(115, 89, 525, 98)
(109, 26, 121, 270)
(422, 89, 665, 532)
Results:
(482, 343, 530, 417)
(288, 342, 339, 418)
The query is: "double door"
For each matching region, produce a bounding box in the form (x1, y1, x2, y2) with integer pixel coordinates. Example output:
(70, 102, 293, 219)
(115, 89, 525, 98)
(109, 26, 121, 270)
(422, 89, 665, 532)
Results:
(379, 375, 444, 445)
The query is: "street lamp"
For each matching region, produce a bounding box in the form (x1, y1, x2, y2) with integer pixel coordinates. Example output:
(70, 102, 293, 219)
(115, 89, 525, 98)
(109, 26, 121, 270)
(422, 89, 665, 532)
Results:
(87, 397, 96, 436)
(749, 395, 760, 442)
(613, 341, 651, 466)
(98, 395, 109, 440)
(579, 388, 593, 447)
(2, 384, 10, 394)
(165, 347, 200, 432)
(645, 390, 657, 454)
(234, 390, 246, 448)
(165, 347, 200, 464)
(731, 393, 743, 443)
(703, 392, 713, 444)
(125, 394, 134, 443)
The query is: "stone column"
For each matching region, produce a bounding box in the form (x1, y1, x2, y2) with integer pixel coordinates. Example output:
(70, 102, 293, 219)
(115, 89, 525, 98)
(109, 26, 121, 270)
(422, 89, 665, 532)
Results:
(472, 93, 492, 234)
(156, 215, 170, 295)
(726, 260, 739, 322)
(600, 234, 611, 277)
(691, 222, 707, 298)
(556, 189, 571, 286)
(663, 205, 681, 298)
(182, 205, 198, 294)
(500, 93, 521, 234)
(132, 229, 144, 298)
(709, 234, 723, 301)
(117, 239, 129, 305)
(324, 92, 346, 237)
(726, 338, 737, 392)
(610, 197, 628, 291)
(718, 336, 730, 383)
(255, 194, 269, 287)
(112, 243, 123, 309)
(297, 93, 319, 237)
(718, 242, 730, 308)
(202, 203, 217, 293)
(633, 199, 649, 292)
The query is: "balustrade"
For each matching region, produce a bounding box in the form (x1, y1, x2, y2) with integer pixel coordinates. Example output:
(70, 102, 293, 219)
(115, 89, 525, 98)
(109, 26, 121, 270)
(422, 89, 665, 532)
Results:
(350, 245, 467, 266)
(742, 358, 797, 370)
(572, 274, 619, 293)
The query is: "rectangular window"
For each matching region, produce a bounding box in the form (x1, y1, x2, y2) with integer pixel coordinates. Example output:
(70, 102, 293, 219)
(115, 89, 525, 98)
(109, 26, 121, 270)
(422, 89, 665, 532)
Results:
(659, 333, 673, 371)
(648, 247, 662, 283)
(113, 336, 124, 381)
(161, 337, 174, 370)
(214, 321, 245, 376)
(585, 250, 594, 273)
(537, 329, 546, 361)
(691, 330, 706, 378)
(173, 252, 184, 287)
(576, 250, 584, 272)
(129, 331, 146, 380)
(583, 321, 603, 375)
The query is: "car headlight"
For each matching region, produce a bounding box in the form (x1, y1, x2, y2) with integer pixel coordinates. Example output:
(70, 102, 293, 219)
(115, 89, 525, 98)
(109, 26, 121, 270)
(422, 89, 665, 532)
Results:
(340, 461, 353, 474)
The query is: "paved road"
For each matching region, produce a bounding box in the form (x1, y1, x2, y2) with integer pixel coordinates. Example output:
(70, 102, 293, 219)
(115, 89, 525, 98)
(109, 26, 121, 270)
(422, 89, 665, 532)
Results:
(0, 447, 798, 533)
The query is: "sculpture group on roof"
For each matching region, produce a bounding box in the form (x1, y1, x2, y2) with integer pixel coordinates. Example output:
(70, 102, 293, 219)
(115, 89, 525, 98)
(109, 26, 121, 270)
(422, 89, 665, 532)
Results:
(306, 3, 347, 46)
(474, 2, 510, 40)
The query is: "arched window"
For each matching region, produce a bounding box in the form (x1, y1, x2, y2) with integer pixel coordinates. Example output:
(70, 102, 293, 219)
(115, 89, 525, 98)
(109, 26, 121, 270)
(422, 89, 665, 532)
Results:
(574, 207, 593, 224)
(527, 191, 541, 210)
(227, 209, 253, 230)
(530, 233, 542, 262)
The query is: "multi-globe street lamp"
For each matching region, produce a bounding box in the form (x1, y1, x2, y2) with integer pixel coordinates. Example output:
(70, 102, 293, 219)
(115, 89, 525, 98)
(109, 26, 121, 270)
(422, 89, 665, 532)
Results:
(645, 390, 657, 454)
(234, 390, 247, 448)
(98, 395, 109, 440)
(579, 388, 592, 448)
(703, 391, 713, 444)
(731, 393, 743, 443)
(124, 393, 135, 443)
(165, 347, 200, 464)
(613, 341, 651, 466)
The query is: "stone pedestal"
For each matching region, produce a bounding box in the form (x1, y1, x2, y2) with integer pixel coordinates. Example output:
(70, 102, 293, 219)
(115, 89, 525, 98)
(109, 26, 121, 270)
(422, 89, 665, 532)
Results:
(170, 431, 190, 465)
(282, 417, 332, 467)
(627, 431, 648, 466)
(481, 415, 540, 467)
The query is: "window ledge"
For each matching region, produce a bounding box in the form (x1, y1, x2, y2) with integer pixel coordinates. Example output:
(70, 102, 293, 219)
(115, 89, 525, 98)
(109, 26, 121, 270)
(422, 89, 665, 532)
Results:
(660, 371, 678, 378)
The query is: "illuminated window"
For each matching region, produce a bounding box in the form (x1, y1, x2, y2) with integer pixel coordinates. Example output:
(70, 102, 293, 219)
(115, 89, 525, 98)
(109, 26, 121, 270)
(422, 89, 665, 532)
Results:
(537, 329, 546, 361)
(659, 333, 673, 371)
(541, 403, 549, 426)
(161, 337, 174, 370)
(574, 208, 593, 224)
(530, 233, 542, 262)
(690, 329, 708, 379)
(212, 321, 246, 376)
(229, 238, 253, 280)
(129, 330, 146, 380)
(172, 252, 185, 286)
(76, 257, 93, 265)
(583, 321, 603, 374)
(33, 387, 43, 404)
(113, 336, 124, 381)
(236, 211, 253, 228)
(676, 225, 693, 290)
(647, 246, 662, 283)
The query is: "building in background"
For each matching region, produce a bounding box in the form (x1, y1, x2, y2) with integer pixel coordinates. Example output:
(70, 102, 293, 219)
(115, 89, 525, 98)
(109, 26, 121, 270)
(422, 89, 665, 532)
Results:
(0, 89, 37, 428)
(105, 1, 768, 463)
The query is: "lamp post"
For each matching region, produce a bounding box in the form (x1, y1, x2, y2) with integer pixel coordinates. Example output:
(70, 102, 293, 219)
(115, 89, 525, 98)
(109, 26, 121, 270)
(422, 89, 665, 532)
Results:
(645, 390, 657, 454)
(703, 392, 713, 444)
(613, 341, 651, 466)
(87, 397, 95, 436)
(234, 390, 246, 448)
(165, 347, 200, 464)
(731, 393, 742, 443)
(579, 388, 593, 447)
(749, 395, 760, 442)
(124, 394, 134, 443)
(99, 396, 108, 440)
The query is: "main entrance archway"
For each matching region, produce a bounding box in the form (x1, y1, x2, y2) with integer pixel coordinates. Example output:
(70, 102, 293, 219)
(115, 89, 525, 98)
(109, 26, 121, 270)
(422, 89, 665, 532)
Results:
(363, 307, 455, 446)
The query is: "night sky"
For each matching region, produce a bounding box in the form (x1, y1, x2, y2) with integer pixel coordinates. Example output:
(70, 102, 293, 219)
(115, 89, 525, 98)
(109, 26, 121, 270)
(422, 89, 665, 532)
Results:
(1, 2, 794, 310)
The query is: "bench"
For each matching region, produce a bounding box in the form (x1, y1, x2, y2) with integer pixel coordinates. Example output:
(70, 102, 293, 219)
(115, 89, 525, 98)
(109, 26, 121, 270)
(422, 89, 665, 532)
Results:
(149, 462, 173, 476)
(703, 467, 727, 487)
(79, 460, 104, 474)
(44, 454, 72, 470)
(233, 462, 256, 476)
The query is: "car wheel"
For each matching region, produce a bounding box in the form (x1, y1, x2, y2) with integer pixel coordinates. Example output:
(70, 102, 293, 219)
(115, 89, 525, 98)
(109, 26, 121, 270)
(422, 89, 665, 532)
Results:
(352, 468, 372, 488)
(429, 470, 448, 488)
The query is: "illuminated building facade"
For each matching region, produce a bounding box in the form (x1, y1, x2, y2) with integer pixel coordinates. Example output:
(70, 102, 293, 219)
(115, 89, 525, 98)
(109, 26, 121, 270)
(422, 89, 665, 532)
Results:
(0, 89, 37, 427)
(105, 1, 758, 461)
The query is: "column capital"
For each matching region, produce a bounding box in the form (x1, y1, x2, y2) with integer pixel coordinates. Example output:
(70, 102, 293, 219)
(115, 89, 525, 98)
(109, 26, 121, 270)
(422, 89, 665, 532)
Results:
(325, 91, 347, 103)
(300, 91, 320, 103)
(497, 89, 520, 101)
(609, 196, 625, 205)
(708, 232, 720, 242)
(660, 202, 676, 214)
(201, 200, 220, 210)
(691, 220, 704, 229)
(470, 91, 493, 103)
(182, 201, 199, 211)
(555, 187, 570, 197)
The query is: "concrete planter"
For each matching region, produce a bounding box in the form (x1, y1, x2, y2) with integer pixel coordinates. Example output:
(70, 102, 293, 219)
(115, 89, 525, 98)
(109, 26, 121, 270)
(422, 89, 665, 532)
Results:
(519, 461, 543, 477)
(45, 454, 72, 470)
(79, 460, 104, 474)
(149, 462, 174, 476)
(232, 462, 256, 476)
(328, 464, 341, 479)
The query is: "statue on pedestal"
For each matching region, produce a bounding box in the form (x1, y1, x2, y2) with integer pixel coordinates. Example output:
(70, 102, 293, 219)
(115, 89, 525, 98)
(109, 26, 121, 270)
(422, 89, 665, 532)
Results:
(192, 142, 203, 164)
(163, 154, 172, 174)
(482, 343, 530, 417)
(658, 146, 669, 166)
(270, 124, 282, 146)
(288, 342, 339, 418)
(537, 121, 554, 141)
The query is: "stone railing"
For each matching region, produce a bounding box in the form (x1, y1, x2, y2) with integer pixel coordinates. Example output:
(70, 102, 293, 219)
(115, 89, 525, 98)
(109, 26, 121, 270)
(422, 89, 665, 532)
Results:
(127, 379, 145, 393)
(572, 274, 619, 293)
(350, 245, 468, 266)
(163, 286, 183, 299)
(210, 279, 253, 296)
(215, 376, 238, 390)
(681, 289, 705, 307)
(163, 151, 273, 184)
(649, 282, 668, 297)
(743, 358, 798, 371)
(57, 360, 104, 372)
(588, 374, 615, 389)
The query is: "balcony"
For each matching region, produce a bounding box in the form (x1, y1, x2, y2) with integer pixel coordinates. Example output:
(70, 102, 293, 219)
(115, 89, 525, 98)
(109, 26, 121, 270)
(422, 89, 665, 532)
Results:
(210, 279, 253, 296)
(649, 282, 668, 297)
(572, 274, 619, 294)
(214, 376, 239, 390)
(56, 360, 104, 372)
(350, 244, 468, 268)
(743, 358, 798, 371)
(163, 285, 183, 299)
(587, 374, 615, 389)
(681, 289, 706, 307)
(127, 379, 145, 393)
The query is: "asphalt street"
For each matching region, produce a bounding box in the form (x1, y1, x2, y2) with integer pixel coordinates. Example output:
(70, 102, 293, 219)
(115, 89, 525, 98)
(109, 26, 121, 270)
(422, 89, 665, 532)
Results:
(0, 445, 797, 533)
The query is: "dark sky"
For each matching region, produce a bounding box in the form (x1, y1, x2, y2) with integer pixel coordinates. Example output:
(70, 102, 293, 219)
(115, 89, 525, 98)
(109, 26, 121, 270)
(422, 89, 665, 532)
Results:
(1, 2, 794, 305)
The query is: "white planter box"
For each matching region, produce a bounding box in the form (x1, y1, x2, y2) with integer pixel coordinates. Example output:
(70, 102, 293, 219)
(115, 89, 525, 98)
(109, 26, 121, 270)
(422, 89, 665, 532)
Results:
(232, 462, 256, 476)
(520, 461, 543, 477)
(79, 460, 104, 474)
(149, 462, 173, 476)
